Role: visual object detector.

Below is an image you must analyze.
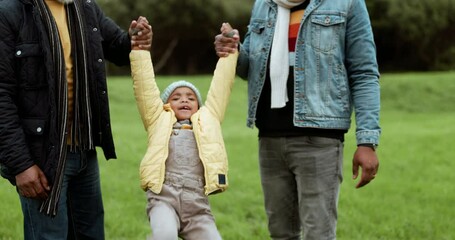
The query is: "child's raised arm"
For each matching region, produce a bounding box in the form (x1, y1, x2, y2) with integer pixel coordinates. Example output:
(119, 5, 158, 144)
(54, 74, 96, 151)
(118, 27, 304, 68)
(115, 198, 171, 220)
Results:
(129, 21, 162, 132)
(205, 23, 240, 122)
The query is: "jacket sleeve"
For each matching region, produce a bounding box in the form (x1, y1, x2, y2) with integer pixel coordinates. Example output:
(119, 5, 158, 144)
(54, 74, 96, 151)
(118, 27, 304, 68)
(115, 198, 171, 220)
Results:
(237, 40, 250, 81)
(93, 1, 131, 66)
(237, 22, 253, 80)
(237, 0, 261, 81)
(129, 50, 163, 131)
(345, 0, 381, 145)
(204, 51, 239, 122)
(0, 9, 35, 179)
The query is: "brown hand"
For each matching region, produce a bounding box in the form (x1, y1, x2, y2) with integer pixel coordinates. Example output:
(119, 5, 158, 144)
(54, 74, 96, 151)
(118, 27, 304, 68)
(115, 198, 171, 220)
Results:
(15, 165, 50, 200)
(214, 22, 240, 57)
(352, 146, 379, 188)
(129, 16, 153, 51)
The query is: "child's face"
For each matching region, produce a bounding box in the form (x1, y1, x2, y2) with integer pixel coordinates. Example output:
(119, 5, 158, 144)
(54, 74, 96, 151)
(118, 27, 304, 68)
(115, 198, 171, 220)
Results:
(167, 87, 199, 121)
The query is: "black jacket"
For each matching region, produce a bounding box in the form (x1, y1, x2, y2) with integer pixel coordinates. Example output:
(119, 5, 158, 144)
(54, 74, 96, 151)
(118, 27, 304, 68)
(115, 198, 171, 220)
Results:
(0, 0, 131, 185)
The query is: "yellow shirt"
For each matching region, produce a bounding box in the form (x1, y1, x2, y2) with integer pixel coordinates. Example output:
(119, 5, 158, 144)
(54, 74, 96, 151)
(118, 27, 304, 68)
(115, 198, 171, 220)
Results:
(45, 0, 74, 141)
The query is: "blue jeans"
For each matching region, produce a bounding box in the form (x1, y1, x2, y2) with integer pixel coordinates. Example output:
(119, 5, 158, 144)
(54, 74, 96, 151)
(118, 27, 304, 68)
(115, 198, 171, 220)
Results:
(19, 149, 104, 240)
(259, 136, 343, 240)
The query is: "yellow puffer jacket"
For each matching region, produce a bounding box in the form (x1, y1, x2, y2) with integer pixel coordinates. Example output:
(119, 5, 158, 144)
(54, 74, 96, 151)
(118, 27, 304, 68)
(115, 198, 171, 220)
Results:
(130, 50, 238, 195)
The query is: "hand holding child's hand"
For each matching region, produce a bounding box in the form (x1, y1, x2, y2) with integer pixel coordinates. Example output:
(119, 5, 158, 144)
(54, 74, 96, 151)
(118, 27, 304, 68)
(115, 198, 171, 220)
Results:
(214, 23, 240, 58)
(129, 16, 153, 51)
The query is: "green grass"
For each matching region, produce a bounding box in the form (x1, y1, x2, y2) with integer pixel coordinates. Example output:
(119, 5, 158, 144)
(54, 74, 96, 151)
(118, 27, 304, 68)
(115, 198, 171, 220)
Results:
(1, 71, 455, 239)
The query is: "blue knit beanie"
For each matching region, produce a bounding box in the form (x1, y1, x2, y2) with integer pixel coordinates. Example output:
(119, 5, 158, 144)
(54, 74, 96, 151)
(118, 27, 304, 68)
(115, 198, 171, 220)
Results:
(160, 80, 203, 107)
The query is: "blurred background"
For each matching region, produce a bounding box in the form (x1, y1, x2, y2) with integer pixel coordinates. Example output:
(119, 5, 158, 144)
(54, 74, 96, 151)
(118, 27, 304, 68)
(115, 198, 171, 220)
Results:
(98, 0, 455, 75)
(1, 1, 455, 239)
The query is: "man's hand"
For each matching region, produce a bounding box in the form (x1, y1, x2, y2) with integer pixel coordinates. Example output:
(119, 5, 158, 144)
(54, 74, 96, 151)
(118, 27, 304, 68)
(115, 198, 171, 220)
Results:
(15, 165, 50, 200)
(129, 16, 153, 51)
(214, 22, 240, 57)
(352, 146, 379, 188)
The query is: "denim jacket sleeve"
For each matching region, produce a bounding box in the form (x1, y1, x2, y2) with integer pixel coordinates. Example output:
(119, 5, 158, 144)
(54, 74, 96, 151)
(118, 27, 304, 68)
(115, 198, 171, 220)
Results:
(345, 0, 381, 145)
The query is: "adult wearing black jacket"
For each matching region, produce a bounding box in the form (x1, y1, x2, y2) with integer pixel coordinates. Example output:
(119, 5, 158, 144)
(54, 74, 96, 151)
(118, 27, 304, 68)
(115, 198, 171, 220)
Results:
(0, 0, 151, 238)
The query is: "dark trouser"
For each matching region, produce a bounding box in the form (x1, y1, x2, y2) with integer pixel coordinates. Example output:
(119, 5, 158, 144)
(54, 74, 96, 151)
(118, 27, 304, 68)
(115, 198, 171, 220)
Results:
(259, 136, 343, 240)
(19, 149, 104, 240)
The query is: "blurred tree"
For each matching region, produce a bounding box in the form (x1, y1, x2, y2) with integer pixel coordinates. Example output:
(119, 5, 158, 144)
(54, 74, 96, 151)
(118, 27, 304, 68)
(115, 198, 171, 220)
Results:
(368, 0, 455, 71)
(98, 0, 254, 75)
(98, 0, 455, 73)
(390, 0, 455, 70)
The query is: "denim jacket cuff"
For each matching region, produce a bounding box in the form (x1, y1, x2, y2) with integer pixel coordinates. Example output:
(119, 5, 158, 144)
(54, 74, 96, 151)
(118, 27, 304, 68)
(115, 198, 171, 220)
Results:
(356, 130, 380, 145)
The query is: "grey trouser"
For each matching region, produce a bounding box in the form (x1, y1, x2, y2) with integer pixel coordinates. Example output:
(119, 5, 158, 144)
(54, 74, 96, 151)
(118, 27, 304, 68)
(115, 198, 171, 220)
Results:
(146, 173, 222, 240)
(259, 136, 343, 240)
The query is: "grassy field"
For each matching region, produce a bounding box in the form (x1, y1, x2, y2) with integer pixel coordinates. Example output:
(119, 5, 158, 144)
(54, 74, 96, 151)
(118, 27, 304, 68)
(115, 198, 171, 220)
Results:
(1, 71, 455, 239)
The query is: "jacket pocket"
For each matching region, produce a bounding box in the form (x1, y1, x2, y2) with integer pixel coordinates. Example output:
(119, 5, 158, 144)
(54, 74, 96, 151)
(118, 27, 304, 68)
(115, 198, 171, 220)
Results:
(248, 19, 267, 57)
(250, 20, 266, 34)
(21, 118, 46, 161)
(21, 118, 46, 136)
(15, 43, 47, 89)
(310, 13, 345, 53)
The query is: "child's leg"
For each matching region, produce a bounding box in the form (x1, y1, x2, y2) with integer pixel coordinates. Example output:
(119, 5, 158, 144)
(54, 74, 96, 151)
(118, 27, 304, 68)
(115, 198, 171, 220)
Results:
(179, 188, 222, 240)
(180, 215, 222, 240)
(149, 201, 179, 240)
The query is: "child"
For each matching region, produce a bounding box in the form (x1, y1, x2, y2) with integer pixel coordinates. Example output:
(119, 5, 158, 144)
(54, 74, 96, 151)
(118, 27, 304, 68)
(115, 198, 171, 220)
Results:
(130, 24, 239, 239)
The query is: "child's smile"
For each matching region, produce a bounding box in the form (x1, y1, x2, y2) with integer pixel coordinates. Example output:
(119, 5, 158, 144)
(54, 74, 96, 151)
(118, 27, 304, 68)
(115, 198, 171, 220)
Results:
(168, 87, 199, 120)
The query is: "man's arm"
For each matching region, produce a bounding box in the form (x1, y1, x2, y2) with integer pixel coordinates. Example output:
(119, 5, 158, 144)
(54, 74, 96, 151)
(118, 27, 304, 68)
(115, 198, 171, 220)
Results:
(345, 0, 381, 188)
(0, 9, 50, 199)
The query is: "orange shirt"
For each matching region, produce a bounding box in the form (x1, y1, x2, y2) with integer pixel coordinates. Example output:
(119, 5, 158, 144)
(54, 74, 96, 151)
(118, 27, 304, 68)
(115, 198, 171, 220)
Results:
(289, 7, 305, 66)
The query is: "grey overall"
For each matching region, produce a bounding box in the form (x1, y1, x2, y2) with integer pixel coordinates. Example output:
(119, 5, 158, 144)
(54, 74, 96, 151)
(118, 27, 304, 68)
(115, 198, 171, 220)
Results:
(146, 121, 222, 240)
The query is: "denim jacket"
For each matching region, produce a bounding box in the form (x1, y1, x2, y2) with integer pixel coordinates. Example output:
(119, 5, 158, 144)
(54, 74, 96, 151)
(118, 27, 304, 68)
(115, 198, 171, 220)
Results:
(237, 0, 381, 145)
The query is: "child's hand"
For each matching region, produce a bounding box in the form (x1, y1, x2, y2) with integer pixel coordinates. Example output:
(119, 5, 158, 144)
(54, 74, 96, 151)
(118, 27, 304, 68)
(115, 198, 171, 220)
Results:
(129, 16, 153, 51)
(214, 22, 240, 58)
(221, 23, 236, 38)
